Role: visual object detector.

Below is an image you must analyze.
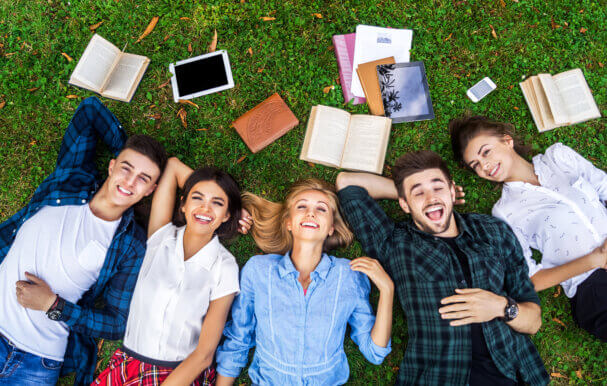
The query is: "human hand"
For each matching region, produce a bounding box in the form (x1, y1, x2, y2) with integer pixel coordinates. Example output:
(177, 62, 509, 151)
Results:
(439, 288, 507, 326)
(238, 209, 253, 234)
(589, 238, 607, 269)
(454, 184, 466, 205)
(350, 257, 394, 293)
(16, 272, 57, 312)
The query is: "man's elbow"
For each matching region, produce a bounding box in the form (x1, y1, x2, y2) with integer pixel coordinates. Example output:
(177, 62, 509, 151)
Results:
(336, 172, 353, 191)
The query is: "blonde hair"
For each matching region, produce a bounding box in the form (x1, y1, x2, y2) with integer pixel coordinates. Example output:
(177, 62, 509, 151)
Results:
(243, 179, 354, 254)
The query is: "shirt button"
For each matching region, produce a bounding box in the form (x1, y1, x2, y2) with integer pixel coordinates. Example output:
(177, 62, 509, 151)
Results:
(56, 199, 61, 204)
(12, 229, 16, 233)
(81, 199, 86, 203)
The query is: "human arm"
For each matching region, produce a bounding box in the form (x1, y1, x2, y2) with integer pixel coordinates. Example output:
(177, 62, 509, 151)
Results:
(161, 294, 236, 386)
(347, 261, 392, 364)
(147, 157, 193, 238)
(215, 261, 257, 382)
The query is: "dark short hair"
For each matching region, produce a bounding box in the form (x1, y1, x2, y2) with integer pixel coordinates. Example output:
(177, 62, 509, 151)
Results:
(392, 150, 452, 198)
(449, 115, 530, 168)
(122, 135, 168, 181)
(175, 167, 242, 241)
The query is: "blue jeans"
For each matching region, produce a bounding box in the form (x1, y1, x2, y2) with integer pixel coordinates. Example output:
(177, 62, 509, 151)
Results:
(0, 334, 62, 385)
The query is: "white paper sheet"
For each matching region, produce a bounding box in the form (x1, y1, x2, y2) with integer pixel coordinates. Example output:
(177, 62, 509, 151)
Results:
(351, 25, 413, 98)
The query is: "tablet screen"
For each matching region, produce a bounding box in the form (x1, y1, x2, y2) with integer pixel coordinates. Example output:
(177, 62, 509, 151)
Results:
(174, 54, 229, 97)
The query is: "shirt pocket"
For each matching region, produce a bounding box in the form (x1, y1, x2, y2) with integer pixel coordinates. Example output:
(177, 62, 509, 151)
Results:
(477, 244, 506, 292)
(74, 240, 106, 289)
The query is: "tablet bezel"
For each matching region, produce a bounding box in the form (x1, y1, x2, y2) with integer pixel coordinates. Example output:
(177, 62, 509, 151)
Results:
(169, 50, 234, 102)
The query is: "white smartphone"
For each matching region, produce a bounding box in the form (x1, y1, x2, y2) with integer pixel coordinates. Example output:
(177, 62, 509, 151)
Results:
(466, 77, 496, 103)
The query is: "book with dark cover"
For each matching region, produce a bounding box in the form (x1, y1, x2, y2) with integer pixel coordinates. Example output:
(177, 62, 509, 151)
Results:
(332, 33, 366, 105)
(232, 93, 299, 153)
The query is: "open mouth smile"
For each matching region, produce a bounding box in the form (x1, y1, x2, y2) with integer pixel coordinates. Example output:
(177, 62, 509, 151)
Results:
(117, 186, 133, 196)
(489, 163, 500, 178)
(194, 214, 213, 224)
(300, 221, 319, 229)
(424, 205, 444, 222)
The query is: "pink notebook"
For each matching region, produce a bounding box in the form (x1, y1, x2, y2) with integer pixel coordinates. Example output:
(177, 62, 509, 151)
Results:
(332, 33, 366, 105)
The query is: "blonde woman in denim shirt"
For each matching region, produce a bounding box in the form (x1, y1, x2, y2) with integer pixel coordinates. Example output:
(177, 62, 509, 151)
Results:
(216, 179, 394, 385)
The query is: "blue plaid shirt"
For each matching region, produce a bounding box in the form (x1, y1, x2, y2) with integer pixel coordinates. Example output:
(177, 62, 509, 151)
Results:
(0, 97, 147, 385)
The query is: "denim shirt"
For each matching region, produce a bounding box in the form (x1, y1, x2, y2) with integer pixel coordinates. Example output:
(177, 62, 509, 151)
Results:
(216, 253, 391, 385)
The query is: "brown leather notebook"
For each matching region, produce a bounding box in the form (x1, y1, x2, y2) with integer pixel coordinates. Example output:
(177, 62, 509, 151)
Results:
(232, 93, 299, 153)
(356, 56, 395, 115)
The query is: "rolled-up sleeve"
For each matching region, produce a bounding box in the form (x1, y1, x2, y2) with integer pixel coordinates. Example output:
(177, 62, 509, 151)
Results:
(348, 271, 391, 364)
(215, 260, 257, 378)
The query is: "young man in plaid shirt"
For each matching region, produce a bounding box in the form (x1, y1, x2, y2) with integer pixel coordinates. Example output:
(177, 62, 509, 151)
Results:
(0, 97, 167, 385)
(336, 150, 549, 385)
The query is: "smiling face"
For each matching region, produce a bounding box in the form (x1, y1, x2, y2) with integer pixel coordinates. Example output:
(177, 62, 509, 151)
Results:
(398, 168, 458, 237)
(181, 180, 231, 237)
(106, 149, 161, 208)
(285, 190, 335, 244)
(462, 133, 516, 182)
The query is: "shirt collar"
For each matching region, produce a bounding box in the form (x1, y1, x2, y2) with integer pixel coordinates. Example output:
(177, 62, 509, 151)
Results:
(277, 251, 334, 281)
(175, 226, 221, 271)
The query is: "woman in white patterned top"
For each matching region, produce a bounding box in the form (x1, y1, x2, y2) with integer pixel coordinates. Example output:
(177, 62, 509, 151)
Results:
(449, 116, 607, 342)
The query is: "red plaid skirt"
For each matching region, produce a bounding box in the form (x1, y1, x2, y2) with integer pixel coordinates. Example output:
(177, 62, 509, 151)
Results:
(92, 348, 216, 386)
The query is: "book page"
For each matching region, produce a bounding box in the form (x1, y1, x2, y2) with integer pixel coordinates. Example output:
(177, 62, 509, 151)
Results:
(102, 53, 148, 100)
(530, 76, 559, 131)
(303, 106, 351, 167)
(553, 69, 601, 124)
(70, 35, 120, 91)
(340, 115, 391, 173)
(538, 74, 569, 124)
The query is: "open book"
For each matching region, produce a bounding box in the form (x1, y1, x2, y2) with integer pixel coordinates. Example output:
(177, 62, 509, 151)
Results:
(520, 68, 601, 132)
(69, 34, 150, 102)
(300, 105, 392, 174)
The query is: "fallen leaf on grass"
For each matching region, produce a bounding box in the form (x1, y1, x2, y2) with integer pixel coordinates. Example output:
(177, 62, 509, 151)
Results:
(61, 52, 73, 62)
(97, 339, 104, 352)
(0, 101, 5, 109)
(576, 370, 582, 379)
(178, 99, 199, 108)
(599, 62, 604, 68)
(27, 87, 39, 92)
(65, 95, 80, 99)
(260, 16, 275, 21)
(29, 140, 36, 146)
(196, 128, 208, 131)
(553, 286, 561, 297)
(257, 67, 264, 73)
(513, 106, 519, 110)
(323, 85, 334, 94)
(180, 17, 191, 20)
(148, 113, 162, 120)
(551, 372, 566, 379)
(236, 155, 246, 164)
(552, 317, 566, 328)
(247, 47, 253, 56)
(307, 162, 315, 168)
(208, 29, 217, 52)
(550, 17, 558, 29)
(579, 27, 587, 33)
(188, 43, 192, 53)
(157, 79, 170, 88)
(499, 0, 506, 7)
(176, 108, 187, 129)
(163, 34, 171, 42)
(444, 33, 453, 41)
(4, 52, 16, 57)
(136, 16, 159, 43)
(313, 13, 322, 18)
(89, 21, 104, 31)
(489, 24, 497, 39)
(95, 359, 103, 373)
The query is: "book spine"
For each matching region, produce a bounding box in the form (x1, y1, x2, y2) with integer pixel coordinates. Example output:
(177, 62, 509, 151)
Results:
(332, 35, 365, 105)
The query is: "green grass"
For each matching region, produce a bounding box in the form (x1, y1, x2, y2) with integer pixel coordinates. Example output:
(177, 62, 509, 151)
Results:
(1, 0, 606, 384)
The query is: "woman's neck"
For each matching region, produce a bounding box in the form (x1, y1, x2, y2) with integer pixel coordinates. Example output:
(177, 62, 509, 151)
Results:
(182, 227, 214, 261)
(290, 240, 324, 282)
(504, 154, 540, 186)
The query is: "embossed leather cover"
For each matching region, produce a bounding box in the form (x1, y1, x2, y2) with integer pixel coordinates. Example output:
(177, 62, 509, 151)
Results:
(232, 93, 299, 153)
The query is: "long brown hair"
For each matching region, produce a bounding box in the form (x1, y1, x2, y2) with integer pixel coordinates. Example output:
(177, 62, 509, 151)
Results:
(243, 179, 354, 254)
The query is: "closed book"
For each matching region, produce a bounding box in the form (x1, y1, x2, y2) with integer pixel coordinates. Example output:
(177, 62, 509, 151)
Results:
(332, 33, 366, 105)
(232, 93, 299, 153)
(356, 56, 395, 115)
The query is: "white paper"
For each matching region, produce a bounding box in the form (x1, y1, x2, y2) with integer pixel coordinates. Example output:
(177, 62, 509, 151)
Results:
(70, 34, 120, 91)
(538, 74, 568, 125)
(553, 69, 601, 124)
(306, 106, 351, 166)
(341, 115, 388, 172)
(103, 53, 147, 99)
(351, 25, 413, 98)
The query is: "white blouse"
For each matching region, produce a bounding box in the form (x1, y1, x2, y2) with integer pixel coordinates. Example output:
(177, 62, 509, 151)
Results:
(123, 223, 240, 361)
(492, 143, 607, 298)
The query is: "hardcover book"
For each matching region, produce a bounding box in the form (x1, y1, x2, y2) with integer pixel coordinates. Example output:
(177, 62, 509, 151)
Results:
(232, 93, 299, 153)
(377, 61, 435, 123)
(356, 56, 395, 115)
(332, 33, 366, 105)
(300, 105, 392, 174)
(519, 68, 601, 132)
(69, 34, 150, 102)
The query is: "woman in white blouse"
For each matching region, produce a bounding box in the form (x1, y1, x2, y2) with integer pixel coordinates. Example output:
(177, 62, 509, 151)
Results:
(94, 157, 248, 385)
(449, 116, 607, 342)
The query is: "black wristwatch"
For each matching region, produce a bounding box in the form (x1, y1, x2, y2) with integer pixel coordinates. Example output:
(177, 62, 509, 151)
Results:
(500, 296, 519, 322)
(46, 296, 65, 321)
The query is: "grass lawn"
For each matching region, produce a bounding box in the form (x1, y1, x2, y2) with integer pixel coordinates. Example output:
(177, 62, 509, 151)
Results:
(1, 0, 606, 384)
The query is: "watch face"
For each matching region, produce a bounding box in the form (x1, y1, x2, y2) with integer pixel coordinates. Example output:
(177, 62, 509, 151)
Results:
(48, 310, 62, 321)
(506, 304, 519, 320)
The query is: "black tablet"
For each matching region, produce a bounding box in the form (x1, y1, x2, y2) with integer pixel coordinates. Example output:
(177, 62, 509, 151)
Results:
(169, 50, 234, 102)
